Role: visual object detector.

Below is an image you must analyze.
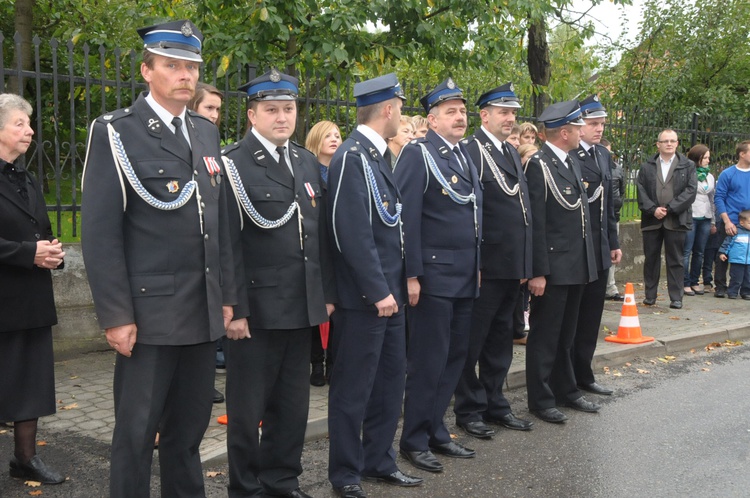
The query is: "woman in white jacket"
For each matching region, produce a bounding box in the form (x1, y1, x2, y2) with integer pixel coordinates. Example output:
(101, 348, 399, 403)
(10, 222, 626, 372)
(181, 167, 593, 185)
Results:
(683, 144, 716, 295)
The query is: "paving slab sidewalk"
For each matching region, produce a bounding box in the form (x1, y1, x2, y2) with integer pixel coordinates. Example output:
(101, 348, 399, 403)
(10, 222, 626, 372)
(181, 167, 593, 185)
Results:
(42, 285, 750, 466)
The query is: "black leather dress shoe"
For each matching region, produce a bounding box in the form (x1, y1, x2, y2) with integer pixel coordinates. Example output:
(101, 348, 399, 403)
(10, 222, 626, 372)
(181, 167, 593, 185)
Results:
(213, 388, 225, 403)
(429, 441, 476, 459)
(310, 364, 325, 386)
(333, 484, 367, 498)
(457, 420, 495, 439)
(562, 397, 601, 413)
(530, 407, 568, 423)
(715, 289, 726, 298)
(485, 413, 533, 431)
(9, 455, 64, 484)
(642, 297, 656, 306)
(400, 449, 443, 472)
(578, 382, 614, 396)
(669, 300, 682, 309)
(362, 469, 423, 487)
(607, 293, 625, 301)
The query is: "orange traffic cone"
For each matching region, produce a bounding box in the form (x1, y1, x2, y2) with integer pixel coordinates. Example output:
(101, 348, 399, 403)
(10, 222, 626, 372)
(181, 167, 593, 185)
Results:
(605, 282, 655, 344)
(217, 414, 263, 428)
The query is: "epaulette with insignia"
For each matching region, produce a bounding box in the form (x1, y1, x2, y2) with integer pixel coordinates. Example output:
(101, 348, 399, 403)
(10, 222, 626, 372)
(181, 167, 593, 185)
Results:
(221, 142, 241, 155)
(461, 138, 470, 145)
(97, 107, 133, 124)
(348, 141, 364, 153)
(290, 140, 316, 160)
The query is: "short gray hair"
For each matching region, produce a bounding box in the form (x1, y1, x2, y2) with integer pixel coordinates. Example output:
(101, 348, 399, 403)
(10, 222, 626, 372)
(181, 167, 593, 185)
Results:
(0, 93, 33, 130)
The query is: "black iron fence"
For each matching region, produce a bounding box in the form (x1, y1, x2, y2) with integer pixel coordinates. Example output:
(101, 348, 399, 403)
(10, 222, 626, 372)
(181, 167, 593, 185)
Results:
(2, 32, 749, 238)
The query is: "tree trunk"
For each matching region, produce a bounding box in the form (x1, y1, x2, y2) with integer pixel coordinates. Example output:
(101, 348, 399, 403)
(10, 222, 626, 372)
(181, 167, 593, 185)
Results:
(527, 17, 550, 117)
(8, 0, 35, 94)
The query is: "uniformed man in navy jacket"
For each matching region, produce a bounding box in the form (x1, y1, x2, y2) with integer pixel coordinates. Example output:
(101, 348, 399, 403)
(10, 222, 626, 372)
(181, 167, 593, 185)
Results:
(82, 20, 238, 497)
(524, 101, 599, 424)
(395, 78, 483, 474)
(454, 83, 534, 439)
(327, 73, 422, 498)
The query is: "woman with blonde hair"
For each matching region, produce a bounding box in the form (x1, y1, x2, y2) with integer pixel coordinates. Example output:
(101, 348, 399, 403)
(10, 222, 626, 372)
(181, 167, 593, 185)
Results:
(387, 116, 416, 168)
(304, 120, 342, 385)
(518, 122, 538, 146)
(412, 115, 429, 138)
(305, 120, 342, 186)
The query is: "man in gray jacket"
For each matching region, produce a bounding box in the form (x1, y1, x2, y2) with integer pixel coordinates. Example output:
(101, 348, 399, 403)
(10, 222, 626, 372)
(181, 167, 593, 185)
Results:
(636, 129, 697, 309)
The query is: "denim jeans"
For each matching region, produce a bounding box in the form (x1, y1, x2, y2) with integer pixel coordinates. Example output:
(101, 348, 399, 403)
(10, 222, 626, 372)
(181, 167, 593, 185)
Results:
(728, 263, 750, 297)
(683, 218, 712, 287)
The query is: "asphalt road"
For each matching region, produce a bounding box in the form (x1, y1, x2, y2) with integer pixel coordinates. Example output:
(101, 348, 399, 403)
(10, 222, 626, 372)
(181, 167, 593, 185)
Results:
(2, 343, 748, 497)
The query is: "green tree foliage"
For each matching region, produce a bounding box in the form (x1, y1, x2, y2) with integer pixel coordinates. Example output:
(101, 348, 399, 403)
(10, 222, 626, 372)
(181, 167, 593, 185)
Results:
(600, 0, 750, 120)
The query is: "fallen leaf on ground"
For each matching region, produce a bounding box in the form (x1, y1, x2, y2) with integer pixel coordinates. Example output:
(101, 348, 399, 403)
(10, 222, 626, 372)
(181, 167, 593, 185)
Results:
(59, 403, 78, 411)
(28, 490, 43, 496)
(602, 366, 611, 374)
(636, 369, 650, 374)
(36, 441, 47, 446)
(705, 342, 722, 351)
(206, 471, 223, 478)
(690, 349, 696, 353)
(450, 433, 457, 439)
(709, 309, 727, 313)
(24, 481, 41, 487)
(669, 316, 680, 320)
(705, 361, 712, 365)
(723, 340, 743, 347)
(701, 368, 710, 372)
(613, 372, 623, 377)
(69, 375, 78, 379)
(624, 362, 632, 367)
(0, 430, 7, 435)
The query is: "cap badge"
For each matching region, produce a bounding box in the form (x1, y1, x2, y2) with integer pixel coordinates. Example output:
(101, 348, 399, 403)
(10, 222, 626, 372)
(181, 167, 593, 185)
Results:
(270, 69, 281, 83)
(181, 22, 193, 37)
(509, 83, 515, 92)
(593, 95, 600, 102)
(447, 78, 455, 89)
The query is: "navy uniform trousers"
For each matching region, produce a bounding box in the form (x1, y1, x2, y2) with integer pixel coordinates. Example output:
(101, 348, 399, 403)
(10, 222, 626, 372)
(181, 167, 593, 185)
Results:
(454, 278, 521, 423)
(328, 309, 406, 486)
(401, 295, 473, 450)
(226, 328, 310, 497)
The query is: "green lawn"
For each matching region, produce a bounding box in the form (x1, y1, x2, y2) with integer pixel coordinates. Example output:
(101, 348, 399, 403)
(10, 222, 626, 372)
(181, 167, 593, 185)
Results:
(48, 211, 82, 243)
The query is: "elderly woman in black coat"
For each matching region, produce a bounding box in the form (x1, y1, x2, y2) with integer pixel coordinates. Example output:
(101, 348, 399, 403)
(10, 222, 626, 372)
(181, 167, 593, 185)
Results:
(0, 93, 65, 484)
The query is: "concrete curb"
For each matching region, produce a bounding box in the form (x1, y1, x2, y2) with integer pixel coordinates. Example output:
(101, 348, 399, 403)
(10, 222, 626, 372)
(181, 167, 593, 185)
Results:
(200, 321, 750, 466)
